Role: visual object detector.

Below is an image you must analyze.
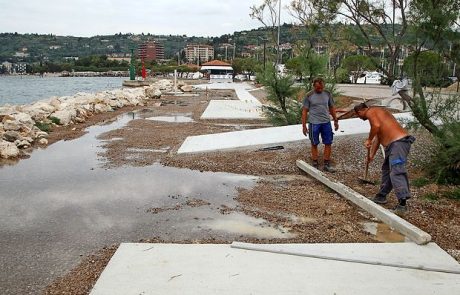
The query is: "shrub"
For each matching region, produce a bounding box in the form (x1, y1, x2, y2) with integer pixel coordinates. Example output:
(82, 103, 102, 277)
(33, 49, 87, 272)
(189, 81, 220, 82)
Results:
(412, 177, 431, 188)
(35, 122, 51, 132)
(421, 192, 438, 202)
(443, 188, 460, 200)
(49, 116, 61, 125)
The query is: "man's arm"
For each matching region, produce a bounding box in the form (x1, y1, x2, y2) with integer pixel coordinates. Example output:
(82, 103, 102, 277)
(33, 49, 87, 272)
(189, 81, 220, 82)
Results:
(329, 106, 339, 131)
(365, 117, 381, 148)
(368, 136, 380, 162)
(302, 107, 309, 136)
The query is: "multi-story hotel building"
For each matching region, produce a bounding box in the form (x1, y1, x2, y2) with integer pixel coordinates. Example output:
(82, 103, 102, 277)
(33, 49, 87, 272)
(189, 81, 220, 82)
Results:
(185, 44, 214, 63)
(138, 41, 165, 62)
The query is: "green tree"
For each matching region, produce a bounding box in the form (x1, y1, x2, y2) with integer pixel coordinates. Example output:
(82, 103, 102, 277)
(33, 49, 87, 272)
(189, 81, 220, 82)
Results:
(394, 0, 460, 183)
(403, 51, 449, 87)
(341, 55, 376, 83)
(258, 66, 302, 125)
(294, 0, 411, 84)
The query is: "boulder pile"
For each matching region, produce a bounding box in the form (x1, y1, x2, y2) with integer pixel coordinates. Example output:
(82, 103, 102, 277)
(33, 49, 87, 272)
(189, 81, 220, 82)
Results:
(0, 79, 183, 159)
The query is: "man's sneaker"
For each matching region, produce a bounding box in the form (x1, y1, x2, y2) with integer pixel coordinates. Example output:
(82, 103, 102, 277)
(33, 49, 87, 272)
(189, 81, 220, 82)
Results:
(393, 204, 408, 216)
(323, 162, 336, 173)
(312, 160, 319, 169)
(372, 194, 388, 204)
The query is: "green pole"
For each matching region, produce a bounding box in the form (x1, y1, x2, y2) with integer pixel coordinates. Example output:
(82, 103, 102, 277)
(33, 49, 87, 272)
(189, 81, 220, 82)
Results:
(129, 48, 135, 80)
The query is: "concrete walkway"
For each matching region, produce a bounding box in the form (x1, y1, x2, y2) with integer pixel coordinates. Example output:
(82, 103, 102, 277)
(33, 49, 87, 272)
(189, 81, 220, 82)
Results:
(177, 113, 414, 154)
(195, 82, 263, 119)
(90, 242, 460, 295)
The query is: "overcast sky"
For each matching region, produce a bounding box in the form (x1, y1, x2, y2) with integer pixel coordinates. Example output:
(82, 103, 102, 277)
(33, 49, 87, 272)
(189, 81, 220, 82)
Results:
(0, 0, 295, 37)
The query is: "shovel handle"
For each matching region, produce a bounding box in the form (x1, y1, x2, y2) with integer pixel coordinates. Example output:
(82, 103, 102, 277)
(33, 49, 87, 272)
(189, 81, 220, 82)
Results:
(364, 147, 370, 179)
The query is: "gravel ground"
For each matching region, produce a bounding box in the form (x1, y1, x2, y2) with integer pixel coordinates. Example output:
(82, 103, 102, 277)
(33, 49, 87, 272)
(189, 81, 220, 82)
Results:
(5, 85, 458, 294)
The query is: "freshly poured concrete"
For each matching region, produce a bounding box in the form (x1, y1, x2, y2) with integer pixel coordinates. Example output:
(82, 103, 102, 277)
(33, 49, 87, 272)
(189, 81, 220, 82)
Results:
(178, 113, 414, 154)
(90, 242, 460, 295)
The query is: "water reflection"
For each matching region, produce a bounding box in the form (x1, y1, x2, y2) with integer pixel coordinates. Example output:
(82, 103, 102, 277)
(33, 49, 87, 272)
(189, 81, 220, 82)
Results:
(362, 222, 407, 243)
(145, 114, 194, 123)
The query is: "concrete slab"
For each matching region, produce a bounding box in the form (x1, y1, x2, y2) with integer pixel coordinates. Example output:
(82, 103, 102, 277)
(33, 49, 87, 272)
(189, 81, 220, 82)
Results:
(337, 84, 397, 100)
(200, 100, 263, 119)
(195, 82, 263, 119)
(178, 113, 414, 154)
(296, 159, 431, 245)
(90, 243, 460, 295)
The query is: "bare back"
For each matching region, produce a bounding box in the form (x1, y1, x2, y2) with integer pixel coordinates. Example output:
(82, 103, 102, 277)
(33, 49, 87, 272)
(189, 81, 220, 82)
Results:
(366, 107, 408, 147)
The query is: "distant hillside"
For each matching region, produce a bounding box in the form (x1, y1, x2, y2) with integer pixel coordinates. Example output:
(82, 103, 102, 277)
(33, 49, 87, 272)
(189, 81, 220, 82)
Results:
(0, 23, 422, 64)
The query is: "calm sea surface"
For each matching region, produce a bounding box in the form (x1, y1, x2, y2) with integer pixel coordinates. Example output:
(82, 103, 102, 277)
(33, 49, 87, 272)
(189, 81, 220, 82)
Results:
(0, 76, 126, 106)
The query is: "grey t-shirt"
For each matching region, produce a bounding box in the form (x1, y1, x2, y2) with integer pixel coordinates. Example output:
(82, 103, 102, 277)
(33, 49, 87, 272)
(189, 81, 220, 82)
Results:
(302, 91, 334, 124)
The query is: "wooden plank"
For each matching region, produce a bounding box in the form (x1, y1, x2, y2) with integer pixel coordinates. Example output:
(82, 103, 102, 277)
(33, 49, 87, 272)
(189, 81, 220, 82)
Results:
(296, 160, 431, 245)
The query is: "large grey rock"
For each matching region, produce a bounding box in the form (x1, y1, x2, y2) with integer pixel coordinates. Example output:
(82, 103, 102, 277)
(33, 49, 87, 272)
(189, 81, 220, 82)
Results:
(0, 140, 20, 158)
(51, 109, 76, 125)
(3, 120, 21, 131)
(2, 131, 21, 142)
(180, 85, 193, 92)
(15, 139, 30, 149)
(145, 86, 162, 99)
(38, 138, 48, 145)
(12, 112, 35, 129)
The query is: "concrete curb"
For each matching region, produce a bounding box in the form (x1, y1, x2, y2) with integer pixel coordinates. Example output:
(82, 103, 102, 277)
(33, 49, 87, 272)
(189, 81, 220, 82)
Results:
(296, 159, 431, 245)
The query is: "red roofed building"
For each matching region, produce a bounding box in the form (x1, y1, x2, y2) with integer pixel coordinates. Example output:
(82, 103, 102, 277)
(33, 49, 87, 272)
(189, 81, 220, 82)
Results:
(201, 60, 233, 83)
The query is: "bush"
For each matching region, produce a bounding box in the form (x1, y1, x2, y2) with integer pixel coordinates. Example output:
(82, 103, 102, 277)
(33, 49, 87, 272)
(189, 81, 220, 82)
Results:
(49, 116, 61, 125)
(421, 192, 439, 202)
(428, 121, 460, 184)
(412, 177, 431, 188)
(258, 66, 301, 126)
(443, 188, 460, 200)
(35, 122, 51, 132)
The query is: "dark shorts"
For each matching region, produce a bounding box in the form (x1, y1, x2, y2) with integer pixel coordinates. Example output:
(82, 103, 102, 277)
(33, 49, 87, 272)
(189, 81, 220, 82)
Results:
(308, 122, 333, 146)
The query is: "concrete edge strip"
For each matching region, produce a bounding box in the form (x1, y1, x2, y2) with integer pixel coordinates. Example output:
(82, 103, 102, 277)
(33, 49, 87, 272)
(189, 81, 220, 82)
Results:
(230, 242, 460, 274)
(177, 139, 304, 154)
(296, 159, 432, 245)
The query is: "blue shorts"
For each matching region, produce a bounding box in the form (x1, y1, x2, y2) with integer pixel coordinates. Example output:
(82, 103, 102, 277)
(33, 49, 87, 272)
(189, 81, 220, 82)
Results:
(308, 122, 333, 146)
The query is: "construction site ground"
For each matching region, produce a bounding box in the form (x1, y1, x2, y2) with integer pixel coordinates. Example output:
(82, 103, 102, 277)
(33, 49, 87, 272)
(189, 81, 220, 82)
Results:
(6, 86, 458, 294)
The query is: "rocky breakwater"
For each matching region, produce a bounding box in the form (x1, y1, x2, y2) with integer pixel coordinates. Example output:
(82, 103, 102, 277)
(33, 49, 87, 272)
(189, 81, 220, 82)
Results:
(0, 79, 176, 159)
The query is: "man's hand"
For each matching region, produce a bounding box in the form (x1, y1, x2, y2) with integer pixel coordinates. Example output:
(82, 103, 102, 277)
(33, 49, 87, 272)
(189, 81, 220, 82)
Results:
(364, 139, 372, 148)
(302, 125, 308, 136)
(334, 120, 339, 131)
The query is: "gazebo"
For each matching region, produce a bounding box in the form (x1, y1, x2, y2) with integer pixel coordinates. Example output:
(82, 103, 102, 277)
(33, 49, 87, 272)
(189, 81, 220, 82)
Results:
(200, 60, 233, 83)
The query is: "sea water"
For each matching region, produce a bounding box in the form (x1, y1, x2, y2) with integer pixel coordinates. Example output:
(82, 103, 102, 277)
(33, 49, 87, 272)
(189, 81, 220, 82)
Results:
(0, 75, 126, 106)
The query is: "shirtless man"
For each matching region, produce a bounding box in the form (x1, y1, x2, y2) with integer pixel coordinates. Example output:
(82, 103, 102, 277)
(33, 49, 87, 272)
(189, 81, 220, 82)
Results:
(354, 103, 415, 215)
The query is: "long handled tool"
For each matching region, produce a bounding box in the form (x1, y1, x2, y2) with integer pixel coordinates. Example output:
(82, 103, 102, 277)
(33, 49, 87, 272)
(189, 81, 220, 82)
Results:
(358, 147, 376, 185)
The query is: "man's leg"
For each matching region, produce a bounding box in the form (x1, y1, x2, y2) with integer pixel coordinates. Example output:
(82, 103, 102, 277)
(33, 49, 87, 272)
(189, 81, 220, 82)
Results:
(321, 123, 335, 172)
(372, 152, 391, 204)
(311, 145, 319, 168)
(389, 141, 412, 214)
(309, 123, 320, 168)
(324, 145, 331, 161)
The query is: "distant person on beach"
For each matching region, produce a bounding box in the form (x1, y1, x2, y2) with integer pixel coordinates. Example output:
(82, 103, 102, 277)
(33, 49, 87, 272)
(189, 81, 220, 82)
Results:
(302, 77, 339, 172)
(354, 103, 415, 215)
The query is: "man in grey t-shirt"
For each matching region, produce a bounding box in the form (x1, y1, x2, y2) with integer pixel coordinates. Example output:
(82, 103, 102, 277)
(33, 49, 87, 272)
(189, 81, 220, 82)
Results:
(302, 77, 339, 172)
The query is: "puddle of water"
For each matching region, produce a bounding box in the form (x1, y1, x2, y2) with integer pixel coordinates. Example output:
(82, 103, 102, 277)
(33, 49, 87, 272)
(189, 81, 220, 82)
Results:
(362, 222, 408, 243)
(205, 212, 295, 239)
(145, 114, 194, 123)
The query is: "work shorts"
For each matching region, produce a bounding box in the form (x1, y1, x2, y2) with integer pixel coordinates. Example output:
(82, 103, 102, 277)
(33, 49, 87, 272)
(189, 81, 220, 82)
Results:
(308, 122, 333, 146)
